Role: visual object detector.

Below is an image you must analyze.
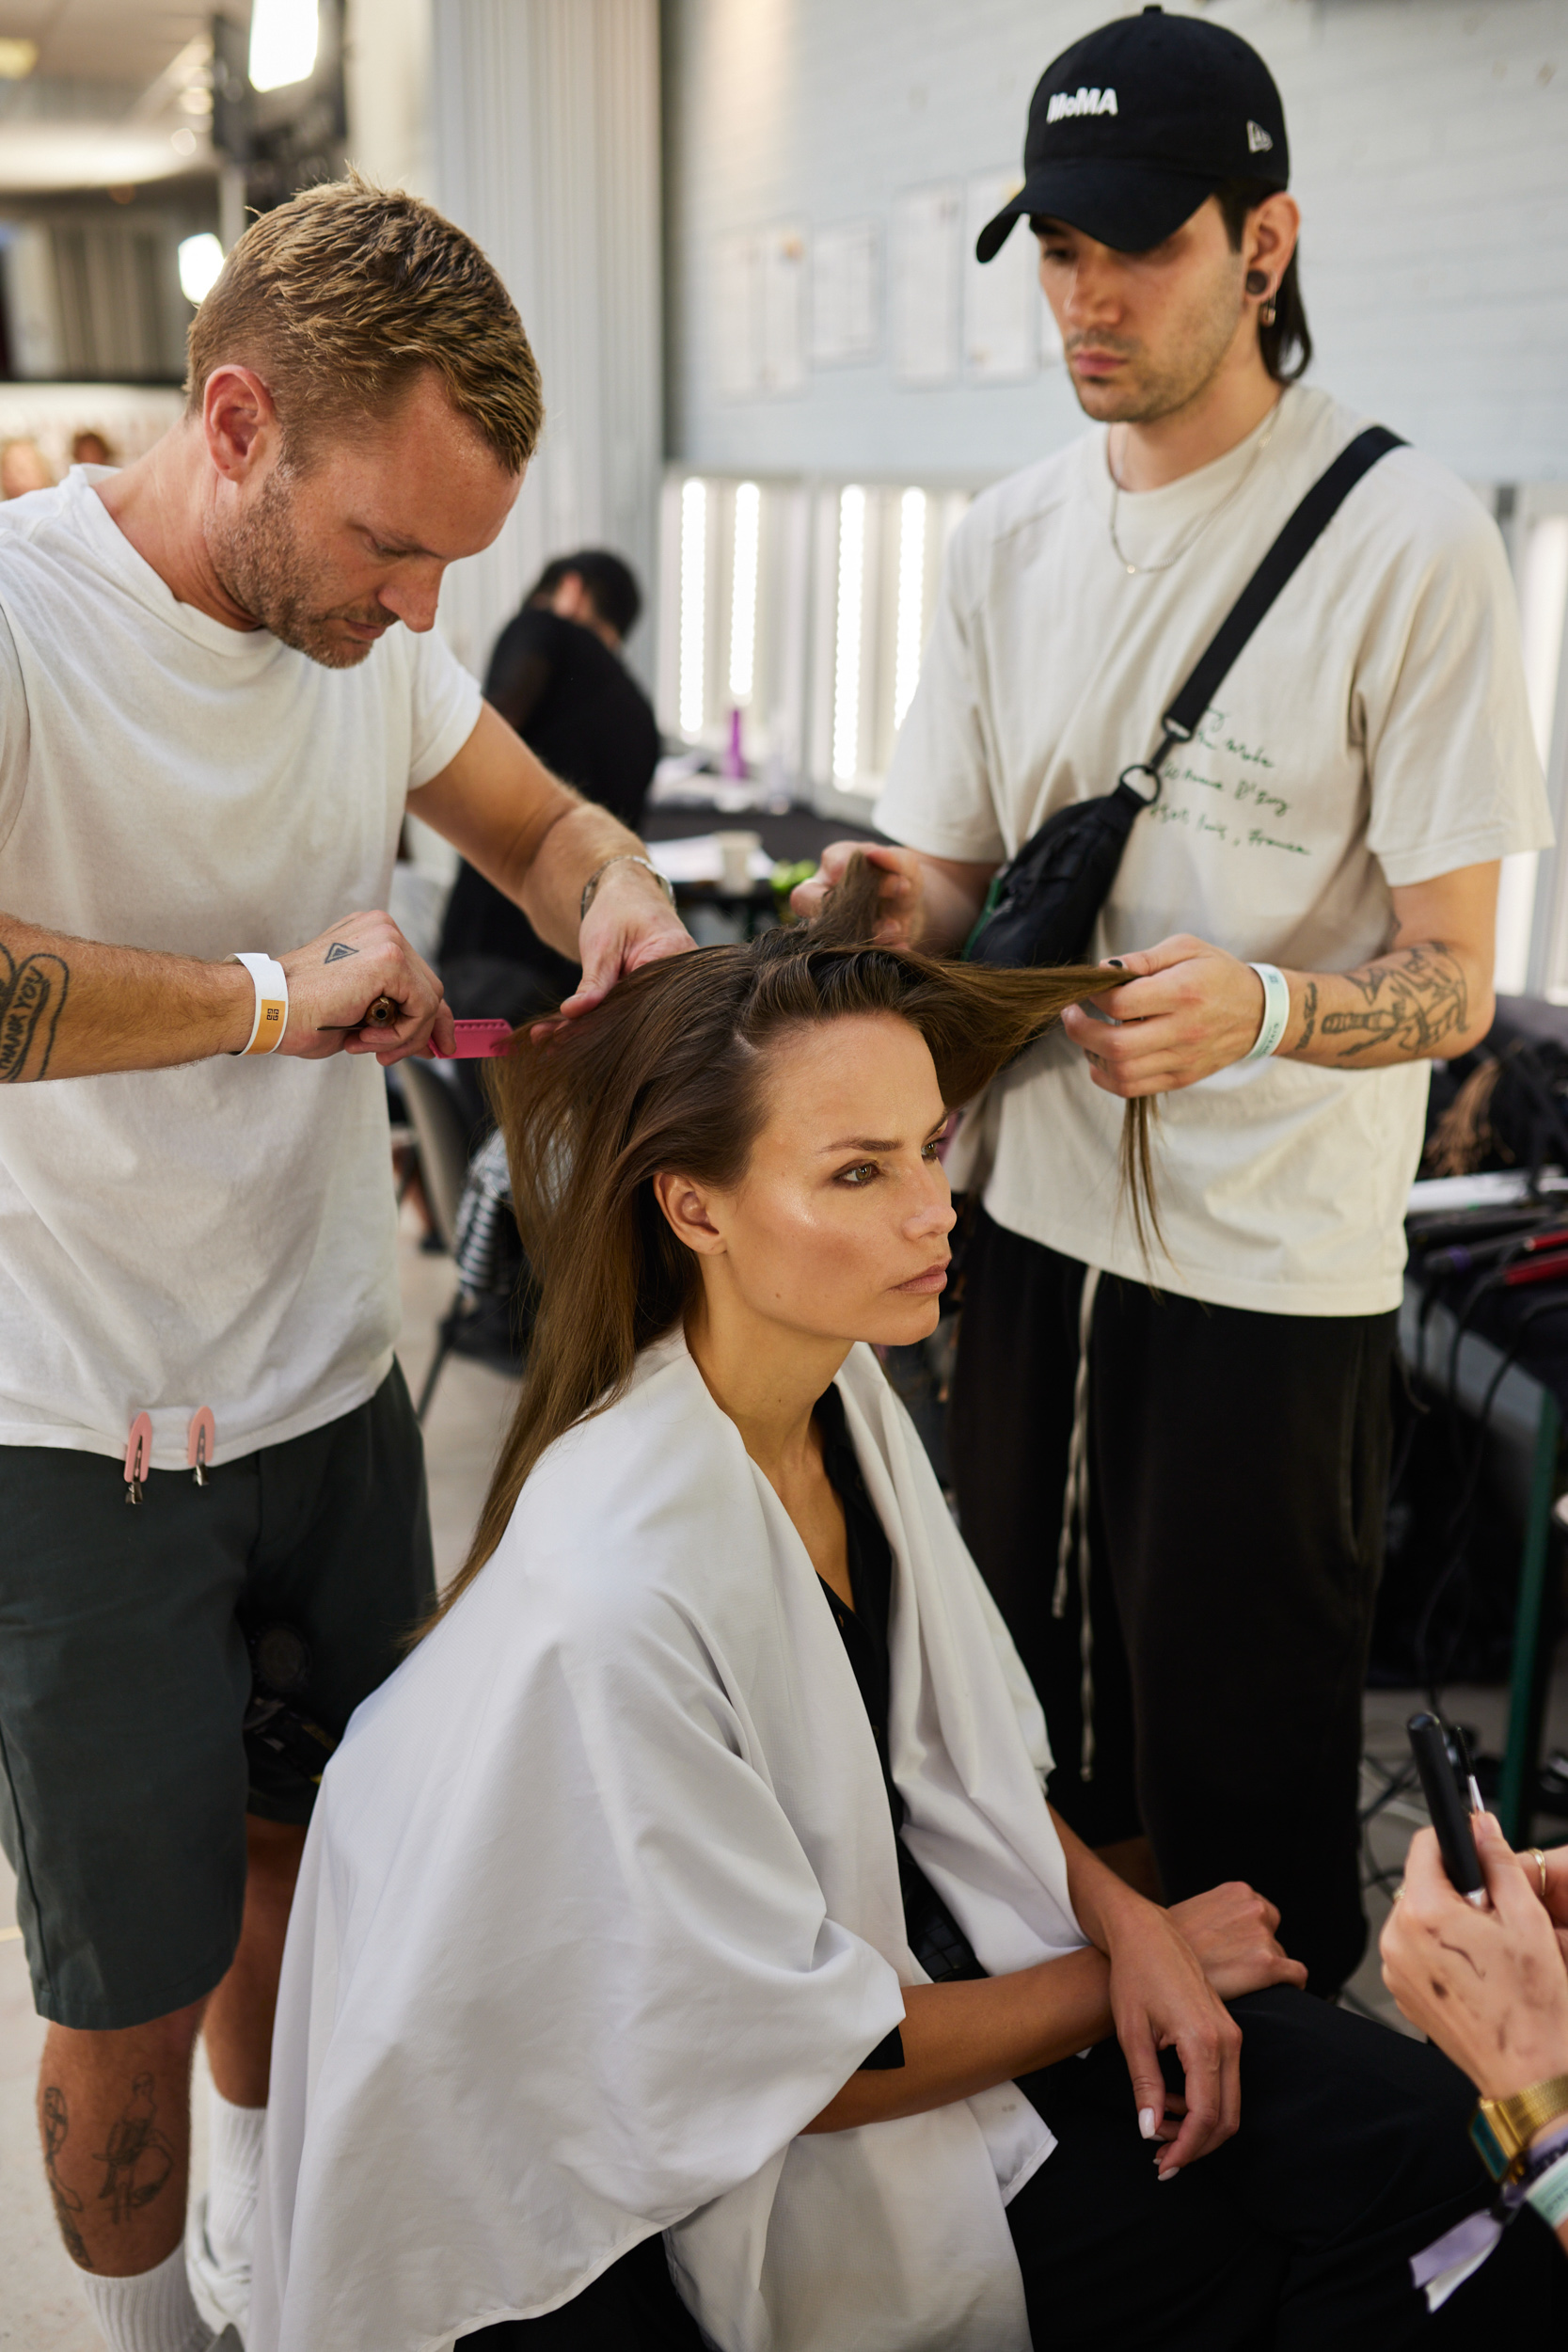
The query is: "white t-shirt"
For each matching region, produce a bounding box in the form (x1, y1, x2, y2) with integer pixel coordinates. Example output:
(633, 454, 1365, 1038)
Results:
(0, 469, 482, 1465)
(879, 385, 1553, 1316)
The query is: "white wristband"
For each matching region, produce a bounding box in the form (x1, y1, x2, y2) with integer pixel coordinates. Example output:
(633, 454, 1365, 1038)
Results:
(1243, 962, 1290, 1062)
(1527, 2144, 1568, 2231)
(230, 952, 289, 1056)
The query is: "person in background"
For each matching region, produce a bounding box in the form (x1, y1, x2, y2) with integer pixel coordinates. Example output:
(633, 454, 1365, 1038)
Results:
(71, 428, 116, 469)
(437, 547, 662, 1013)
(1, 435, 55, 497)
(793, 7, 1549, 1997)
(1382, 1814, 1568, 2265)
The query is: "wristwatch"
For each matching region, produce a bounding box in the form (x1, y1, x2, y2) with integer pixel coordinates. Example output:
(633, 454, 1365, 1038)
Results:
(1470, 2074, 1568, 2184)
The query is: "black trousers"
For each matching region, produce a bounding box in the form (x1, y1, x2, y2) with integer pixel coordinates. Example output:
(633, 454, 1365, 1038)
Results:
(1008, 1986, 1560, 2347)
(950, 1208, 1396, 1994)
(467, 1991, 1558, 2347)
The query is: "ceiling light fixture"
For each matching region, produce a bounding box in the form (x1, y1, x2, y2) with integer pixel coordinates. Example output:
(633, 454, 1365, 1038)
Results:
(0, 37, 38, 80)
(248, 0, 319, 93)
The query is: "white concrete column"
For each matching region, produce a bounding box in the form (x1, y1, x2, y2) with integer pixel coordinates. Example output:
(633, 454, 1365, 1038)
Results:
(427, 0, 663, 688)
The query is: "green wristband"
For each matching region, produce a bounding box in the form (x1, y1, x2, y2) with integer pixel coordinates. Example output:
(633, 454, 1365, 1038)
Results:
(1527, 2146, 1568, 2231)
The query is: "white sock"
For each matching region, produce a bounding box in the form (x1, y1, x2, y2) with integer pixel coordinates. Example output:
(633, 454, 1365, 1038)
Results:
(206, 2085, 265, 2277)
(77, 2242, 214, 2352)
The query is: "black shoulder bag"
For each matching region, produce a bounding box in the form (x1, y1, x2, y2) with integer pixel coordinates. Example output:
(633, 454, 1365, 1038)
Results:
(963, 424, 1405, 970)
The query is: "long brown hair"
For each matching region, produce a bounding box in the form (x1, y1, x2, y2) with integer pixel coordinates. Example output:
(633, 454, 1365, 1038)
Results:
(430, 857, 1154, 1622)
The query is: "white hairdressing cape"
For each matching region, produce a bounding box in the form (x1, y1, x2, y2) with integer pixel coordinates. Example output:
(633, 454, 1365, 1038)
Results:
(251, 1333, 1089, 2352)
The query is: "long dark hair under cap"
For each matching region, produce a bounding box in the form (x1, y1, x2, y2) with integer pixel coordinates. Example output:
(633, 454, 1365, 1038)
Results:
(429, 857, 1155, 1622)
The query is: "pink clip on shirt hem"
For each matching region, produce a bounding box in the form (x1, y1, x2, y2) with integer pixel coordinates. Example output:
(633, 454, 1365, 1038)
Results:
(123, 1411, 152, 1506)
(187, 1406, 216, 1485)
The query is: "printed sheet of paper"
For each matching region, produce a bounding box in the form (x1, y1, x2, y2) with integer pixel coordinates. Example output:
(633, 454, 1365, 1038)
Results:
(811, 218, 881, 367)
(892, 183, 961, 387)
(963, 169, 1037, 383)
(758, 221, 807, 394)
(714, 231, 760, 400)
(715, 225, 806, 397)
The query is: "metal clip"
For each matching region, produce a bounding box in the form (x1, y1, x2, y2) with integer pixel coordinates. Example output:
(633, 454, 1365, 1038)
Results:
(187, 1406, 216, 1488)
(123, 1412, 152, 1507)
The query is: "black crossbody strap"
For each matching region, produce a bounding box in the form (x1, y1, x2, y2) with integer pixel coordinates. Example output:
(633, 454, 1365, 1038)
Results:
(1153, 423, 1406, 759)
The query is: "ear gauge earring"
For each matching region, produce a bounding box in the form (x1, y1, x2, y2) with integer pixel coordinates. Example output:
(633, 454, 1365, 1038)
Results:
(1244, 268, 1277, 324)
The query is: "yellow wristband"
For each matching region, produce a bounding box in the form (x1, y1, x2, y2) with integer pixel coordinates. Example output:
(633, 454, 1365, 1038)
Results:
(230, 953, 289, 1055)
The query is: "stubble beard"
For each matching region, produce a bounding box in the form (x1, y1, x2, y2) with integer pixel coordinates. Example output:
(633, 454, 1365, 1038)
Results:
(1065, 278, 1247, 431)
(208, 466, 388, 671)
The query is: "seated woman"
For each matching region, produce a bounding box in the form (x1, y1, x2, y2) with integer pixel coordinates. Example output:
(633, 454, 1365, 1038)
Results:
(251, 867, 1555, 2351)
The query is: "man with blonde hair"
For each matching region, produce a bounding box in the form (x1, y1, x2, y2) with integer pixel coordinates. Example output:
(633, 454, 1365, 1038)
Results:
(0, 175, 689, 2352)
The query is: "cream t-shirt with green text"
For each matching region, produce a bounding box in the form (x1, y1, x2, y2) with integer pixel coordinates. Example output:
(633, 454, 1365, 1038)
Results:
(878, 384, 1552, 1315)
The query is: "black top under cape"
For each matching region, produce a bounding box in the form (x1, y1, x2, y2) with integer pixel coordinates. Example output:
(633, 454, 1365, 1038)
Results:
(812, 1385, 987, 2070)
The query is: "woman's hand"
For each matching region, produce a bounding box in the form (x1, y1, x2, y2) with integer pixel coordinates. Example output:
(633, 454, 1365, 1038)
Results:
(1098, 1887, 1243, 2177)
(1166, 1882, 1310, 2000)
(1380, 1813, 1568, 2104)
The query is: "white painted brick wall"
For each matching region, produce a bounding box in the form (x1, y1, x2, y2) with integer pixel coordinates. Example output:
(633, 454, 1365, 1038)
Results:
(664, 0, 1568, 485)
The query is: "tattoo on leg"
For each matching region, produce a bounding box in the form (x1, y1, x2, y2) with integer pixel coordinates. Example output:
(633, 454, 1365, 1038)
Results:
(1296, 979, 1319, 1054)
(0, 946, 70, 1081)
(41, 2085, 92, 2266)
(1321, 942, 1468, 1061)
(323, 941, 359, 963)
(93, 2073, 175, 2224)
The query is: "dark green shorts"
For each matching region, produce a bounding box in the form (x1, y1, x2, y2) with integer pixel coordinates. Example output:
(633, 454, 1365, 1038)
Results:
(0, 1363, 433, 2030)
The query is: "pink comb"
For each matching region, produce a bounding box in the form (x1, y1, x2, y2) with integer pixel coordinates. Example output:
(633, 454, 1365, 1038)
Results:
(447, 1019, 513, 1059)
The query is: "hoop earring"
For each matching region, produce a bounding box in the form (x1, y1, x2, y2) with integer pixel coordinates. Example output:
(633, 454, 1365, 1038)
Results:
(1259, 296, 1277, 326)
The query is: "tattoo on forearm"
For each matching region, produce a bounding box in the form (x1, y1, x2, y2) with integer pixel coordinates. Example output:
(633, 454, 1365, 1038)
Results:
(1320, 942, 1468, 1061)
(324, 941, 359, 963)
(93, 2073, 175, 2224)
(42, 2086, 92, 2266)
(1296, 980, 1318, 1054)
(0, 946, 69, 1080)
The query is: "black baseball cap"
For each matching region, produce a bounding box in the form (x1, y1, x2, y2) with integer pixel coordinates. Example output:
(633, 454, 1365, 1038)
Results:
(976, 5, 1289, 262)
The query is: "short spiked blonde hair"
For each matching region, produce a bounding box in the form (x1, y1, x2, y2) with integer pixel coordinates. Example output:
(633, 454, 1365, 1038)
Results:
(184, 173, 543, 472)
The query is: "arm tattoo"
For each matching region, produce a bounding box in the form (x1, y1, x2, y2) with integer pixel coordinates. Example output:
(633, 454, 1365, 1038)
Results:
(93, 2073, 175, 2224)
(324, 941, 359, 963)
(1296, 979, 1319, 1054)
(0, 945, 69, 1080)
(41, 2085, 92, 2266)
(1320, 942, 1469, 1061)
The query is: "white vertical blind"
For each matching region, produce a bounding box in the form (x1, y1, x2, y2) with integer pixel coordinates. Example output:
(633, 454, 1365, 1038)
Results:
(429, 0, 661, 688)
(832, 485, 866, 783)
(679, 478, 708, 737)
(728, 482, 761, 705)
(893, 487, 927, 730)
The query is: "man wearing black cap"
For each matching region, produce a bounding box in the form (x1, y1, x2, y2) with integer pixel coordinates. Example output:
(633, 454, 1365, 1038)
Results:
(797, 7, 1551, 1994)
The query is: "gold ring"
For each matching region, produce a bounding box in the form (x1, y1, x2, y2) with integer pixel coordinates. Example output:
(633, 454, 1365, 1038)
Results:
(1529, 1847, 1549, 1900)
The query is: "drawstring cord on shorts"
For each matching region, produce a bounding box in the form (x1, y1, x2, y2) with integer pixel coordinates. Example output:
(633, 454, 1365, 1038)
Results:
(1052, 1265, 1101, 1781)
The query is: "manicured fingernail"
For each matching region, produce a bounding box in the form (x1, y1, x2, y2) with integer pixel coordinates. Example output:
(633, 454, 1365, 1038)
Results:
(1104, 957, 1126, 968)
(1157, 2167, 1178, 2183)
(1138, 2107, 1156, 2139)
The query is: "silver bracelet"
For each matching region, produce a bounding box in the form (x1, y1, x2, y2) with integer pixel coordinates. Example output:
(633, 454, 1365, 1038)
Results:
(579, 853, 676, 924)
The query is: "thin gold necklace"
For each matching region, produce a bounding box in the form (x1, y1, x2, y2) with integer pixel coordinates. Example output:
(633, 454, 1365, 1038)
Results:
(1107, 400, 1283, 578)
